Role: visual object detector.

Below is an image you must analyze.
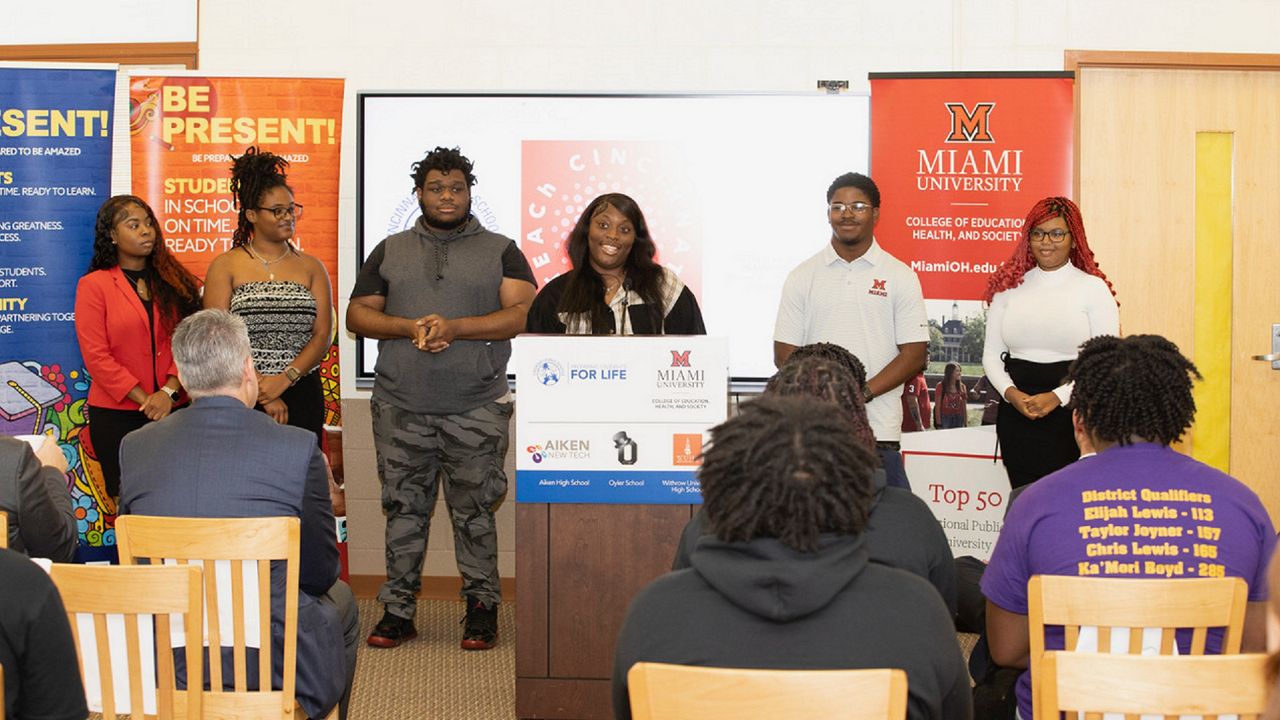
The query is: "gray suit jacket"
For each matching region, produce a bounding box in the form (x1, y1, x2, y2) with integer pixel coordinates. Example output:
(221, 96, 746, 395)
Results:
(118, 395, 342, 719)
(0, 435, 77, 561)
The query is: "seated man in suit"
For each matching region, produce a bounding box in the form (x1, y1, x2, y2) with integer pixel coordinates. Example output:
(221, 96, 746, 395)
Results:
(614, 395, 971, 720)
(671, 353, 957, 616)
(0, 434, 77, 561)
(983, 334, 1276, 720)
(119, 309, 357, 720)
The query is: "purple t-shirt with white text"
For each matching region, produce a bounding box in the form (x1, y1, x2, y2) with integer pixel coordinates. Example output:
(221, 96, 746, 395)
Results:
(982, 443, 1276, 720)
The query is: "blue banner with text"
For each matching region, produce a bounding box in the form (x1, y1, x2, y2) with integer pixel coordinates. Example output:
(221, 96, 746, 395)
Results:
(516, 469, 702, 503)
(0, 66, 116, 555)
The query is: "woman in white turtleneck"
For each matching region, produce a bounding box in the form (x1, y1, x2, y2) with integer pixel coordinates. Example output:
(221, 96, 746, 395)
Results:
(981, 196, 1119, 488)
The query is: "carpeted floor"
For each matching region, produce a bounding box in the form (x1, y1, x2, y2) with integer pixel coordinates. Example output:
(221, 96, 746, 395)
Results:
(346, 599, 977, 719)
(350, 597, 516, 720)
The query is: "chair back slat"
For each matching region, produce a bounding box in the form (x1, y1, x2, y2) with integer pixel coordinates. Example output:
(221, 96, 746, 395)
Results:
(92, 613, 116, 719)
(155, 613, 175, 720)
(257, 559, 273, 690)
(1189, 626, 1208, 654)
(202, 558, 224, 692)
(115, 515, 302, 720)
(231, 558, 248, 692)
(627, 663, 908, 720)
(1027, 575, 1248, 720)
(50, 562, 203, 720)
(1064, 625, 1079, 650)
(123, 613, 145, 719)
(1037, 652, 1267, 719)
(0, 511, 8, 548)
(1126, 626, 1143, 655)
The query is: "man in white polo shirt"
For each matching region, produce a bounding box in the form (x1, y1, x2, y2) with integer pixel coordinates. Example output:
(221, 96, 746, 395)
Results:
(774, 172, 929, 489)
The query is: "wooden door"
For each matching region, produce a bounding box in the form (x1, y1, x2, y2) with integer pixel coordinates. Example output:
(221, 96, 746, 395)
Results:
(1076, 55, 1280, 521)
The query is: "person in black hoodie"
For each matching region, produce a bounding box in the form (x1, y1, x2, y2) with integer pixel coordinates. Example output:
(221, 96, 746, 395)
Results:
(670, 353, 957, 616)
(613, 395, 972, 720)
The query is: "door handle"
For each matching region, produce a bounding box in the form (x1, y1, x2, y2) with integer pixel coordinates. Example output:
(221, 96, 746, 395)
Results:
(1254, 323, 1280, 369)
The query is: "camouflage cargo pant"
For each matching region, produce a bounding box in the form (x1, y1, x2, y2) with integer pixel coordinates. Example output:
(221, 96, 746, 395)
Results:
(372, 396, 512, 618)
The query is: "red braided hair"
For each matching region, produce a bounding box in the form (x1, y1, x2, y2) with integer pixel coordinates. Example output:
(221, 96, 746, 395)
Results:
(982, 196, 1117, 303)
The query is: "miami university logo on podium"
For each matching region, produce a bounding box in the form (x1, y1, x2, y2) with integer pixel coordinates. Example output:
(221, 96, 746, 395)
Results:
(670, 350, 691, 367)
(945, 102, 995, 143)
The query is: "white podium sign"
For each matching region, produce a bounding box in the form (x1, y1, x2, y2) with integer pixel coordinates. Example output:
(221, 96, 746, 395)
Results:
(512, 335, 728, 503)
(901, 424, 1011, 561)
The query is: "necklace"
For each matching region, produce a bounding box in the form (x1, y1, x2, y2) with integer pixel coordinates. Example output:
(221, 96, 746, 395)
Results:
(122, 268, 149, 300)
(245, 241, 292, 280)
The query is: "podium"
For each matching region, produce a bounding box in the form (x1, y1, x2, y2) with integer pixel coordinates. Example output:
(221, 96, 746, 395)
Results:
(511, 336, 728, 719)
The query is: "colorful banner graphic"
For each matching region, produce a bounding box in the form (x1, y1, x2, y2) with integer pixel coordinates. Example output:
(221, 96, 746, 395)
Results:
(869, 74, 1074, 301)
(128, 76, 345, 423)
(519, 140, 702, 298)
(0, 66, 116, 554)
(512, 335, 727, 503)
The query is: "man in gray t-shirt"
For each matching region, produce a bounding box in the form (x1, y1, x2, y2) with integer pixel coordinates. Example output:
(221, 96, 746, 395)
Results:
(348, 146, 536, 651)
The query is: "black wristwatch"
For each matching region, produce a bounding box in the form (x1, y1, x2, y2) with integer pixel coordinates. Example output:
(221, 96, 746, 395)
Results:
(163, 387, 179, 402)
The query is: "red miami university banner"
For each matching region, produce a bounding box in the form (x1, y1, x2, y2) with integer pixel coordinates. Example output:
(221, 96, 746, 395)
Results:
(869, 73, 1073, 301)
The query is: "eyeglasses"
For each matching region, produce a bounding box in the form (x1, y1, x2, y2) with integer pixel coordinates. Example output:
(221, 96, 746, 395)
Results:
(255, 203, 304, 220)
(1029, 228, 1070, 244)
(829, 202, 874, 215)
(423, 184, 470, 196)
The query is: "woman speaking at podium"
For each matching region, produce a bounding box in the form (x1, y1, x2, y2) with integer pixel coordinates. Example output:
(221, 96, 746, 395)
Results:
(526, 193, 705, 335)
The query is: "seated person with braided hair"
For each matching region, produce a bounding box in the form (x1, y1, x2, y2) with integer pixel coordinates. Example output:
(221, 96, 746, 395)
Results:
(983, 334, 1276, 720)
(670, 352, 957, 616)
(615, 395, 972, 720)
(788, 340, 869, 387)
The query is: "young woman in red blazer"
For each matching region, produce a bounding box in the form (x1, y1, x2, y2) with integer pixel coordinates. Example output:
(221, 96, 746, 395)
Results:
(74, 195, 201, 498)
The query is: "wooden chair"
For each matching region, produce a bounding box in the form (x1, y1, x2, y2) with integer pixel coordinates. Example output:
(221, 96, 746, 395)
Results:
(627, 662, 908, 720)
(115, 515, 320, 720)
(50, 563, 204, 720)
(1036, 651, 1269, 719)
(0, 510, 8, 548)
(1027, 575, 1248, 719)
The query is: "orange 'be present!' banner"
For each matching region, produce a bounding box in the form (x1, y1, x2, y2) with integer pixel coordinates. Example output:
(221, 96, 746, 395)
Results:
(128, 76, 345, 424)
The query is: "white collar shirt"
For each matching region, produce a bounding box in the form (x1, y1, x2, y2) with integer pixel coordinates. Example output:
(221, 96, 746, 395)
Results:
(774, 238, 929, 441)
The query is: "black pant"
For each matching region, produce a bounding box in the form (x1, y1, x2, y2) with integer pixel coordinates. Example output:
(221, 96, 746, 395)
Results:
(256, 372, 325, 448)
(996, 355, 1078, 488)
(87, 405, 152, 498)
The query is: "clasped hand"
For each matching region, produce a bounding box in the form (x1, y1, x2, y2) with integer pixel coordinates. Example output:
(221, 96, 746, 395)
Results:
(138, 390, 174, 421)
(414, 314, 454, 353)
(1005, 388, 1061, 420)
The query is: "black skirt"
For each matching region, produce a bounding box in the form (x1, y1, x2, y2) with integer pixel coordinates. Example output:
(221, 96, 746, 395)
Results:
(256, 371, 325, 448)
(995, 354, 1078, 488)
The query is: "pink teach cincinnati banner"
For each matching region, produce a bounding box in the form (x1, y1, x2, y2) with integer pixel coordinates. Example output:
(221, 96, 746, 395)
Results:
(869, 73, 1074, 300)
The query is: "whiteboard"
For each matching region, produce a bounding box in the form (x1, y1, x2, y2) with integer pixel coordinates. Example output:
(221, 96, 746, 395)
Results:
(356, 93, 870, 382)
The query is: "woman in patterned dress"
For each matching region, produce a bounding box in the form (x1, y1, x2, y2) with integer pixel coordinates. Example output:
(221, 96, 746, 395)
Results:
(203, 147, 333, 445)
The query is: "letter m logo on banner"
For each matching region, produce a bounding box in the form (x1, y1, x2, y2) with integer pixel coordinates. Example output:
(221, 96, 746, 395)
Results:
(670, 350, 691, 367)
(944, 102, 995, 143)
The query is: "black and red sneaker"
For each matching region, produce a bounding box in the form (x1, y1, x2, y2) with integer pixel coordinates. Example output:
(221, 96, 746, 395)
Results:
(460, 596, 498, 650)
(367, 610, 417, 648)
